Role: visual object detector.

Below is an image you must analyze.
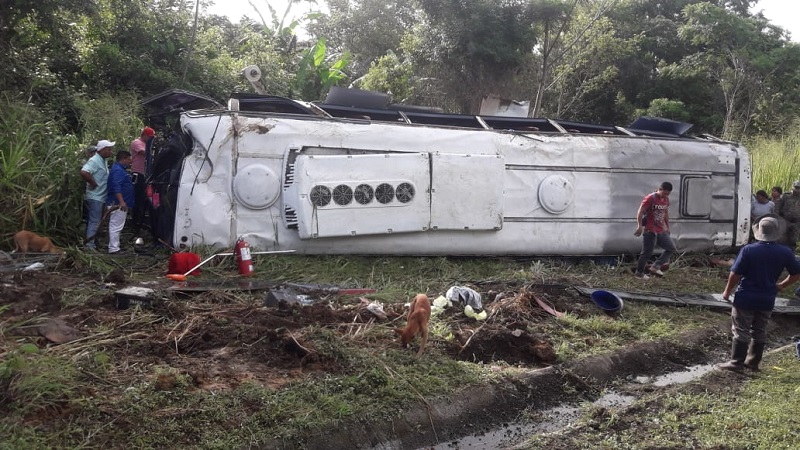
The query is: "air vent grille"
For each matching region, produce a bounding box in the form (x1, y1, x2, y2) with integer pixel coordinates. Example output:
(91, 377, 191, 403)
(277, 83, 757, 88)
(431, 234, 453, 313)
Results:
(284, 205, 298, 227)
(354, 184, 374, 204)
(375, 183, 395, 204)
(307, 182, 417, 207)
(332, 184, 353, 205)
(310, 185, 332, 207)
(396, 182, 415, 203)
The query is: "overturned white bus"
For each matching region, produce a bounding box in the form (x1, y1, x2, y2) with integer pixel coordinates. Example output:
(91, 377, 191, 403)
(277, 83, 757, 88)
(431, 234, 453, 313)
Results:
(141, 88, 751, 256)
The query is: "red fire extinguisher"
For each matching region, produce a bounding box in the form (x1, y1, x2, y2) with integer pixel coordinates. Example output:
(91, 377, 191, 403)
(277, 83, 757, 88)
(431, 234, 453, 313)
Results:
(234, 237, 254, 277)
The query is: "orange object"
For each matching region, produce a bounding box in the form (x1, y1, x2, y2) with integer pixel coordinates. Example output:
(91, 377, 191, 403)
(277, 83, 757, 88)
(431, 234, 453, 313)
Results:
(166, 274, 187, 281)
(168, 252, 201, 276)
(234, 237, 254, 277)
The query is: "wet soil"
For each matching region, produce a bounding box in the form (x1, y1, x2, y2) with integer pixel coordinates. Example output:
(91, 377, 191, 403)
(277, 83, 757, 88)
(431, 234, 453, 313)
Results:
(2, 268, 799, 449)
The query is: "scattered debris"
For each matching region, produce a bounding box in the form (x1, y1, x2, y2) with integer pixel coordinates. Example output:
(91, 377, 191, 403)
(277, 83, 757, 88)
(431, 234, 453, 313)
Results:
(364, 300, 387, 320)
(264, 288, 315, 307)
(446, 286, 483, 311)
(24, 318, 82, 344)
(590, 290, 624, 315)
(115, 286, 156, 309)
(22, 262, 45, 271)
(574, 286, 800, 315)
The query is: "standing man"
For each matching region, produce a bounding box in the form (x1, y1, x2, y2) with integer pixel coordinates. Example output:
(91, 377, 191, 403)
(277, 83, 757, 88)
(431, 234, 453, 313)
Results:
(775, 181, 800, 249)
(633, 182, 677, 279)
(719, 215, 800, 371)
(107, 150, 134, 255)
(80, 140, 114, 250)
(130, 127, 155, 237)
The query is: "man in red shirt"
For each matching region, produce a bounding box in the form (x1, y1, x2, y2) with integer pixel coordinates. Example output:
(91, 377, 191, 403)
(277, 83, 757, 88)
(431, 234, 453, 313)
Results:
(634, 182, 677, 279)
(130, 127, 155, 237)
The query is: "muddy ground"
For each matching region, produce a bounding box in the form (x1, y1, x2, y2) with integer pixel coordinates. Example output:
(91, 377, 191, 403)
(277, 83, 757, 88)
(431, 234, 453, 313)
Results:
(2, 256, 800, 449)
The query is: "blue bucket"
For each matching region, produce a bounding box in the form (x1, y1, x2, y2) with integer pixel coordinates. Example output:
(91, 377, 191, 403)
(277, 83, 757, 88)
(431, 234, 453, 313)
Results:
(590, 290, 624, 313)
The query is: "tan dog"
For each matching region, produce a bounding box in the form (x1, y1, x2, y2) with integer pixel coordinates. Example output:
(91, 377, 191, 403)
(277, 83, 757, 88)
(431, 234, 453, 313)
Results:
(394, 294, 431, 356)
(13, 231, 63, 254)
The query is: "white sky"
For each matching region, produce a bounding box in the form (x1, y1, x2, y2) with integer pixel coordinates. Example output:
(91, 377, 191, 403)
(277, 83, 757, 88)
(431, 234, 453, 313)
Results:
(206, 0, 322, 25)
(751, 0, 800, 41)
(208, 0, 799, 43)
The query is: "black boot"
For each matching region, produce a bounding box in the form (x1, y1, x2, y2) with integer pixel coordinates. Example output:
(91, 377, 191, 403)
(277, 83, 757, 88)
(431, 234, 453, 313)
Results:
(717, 339, 748, 372)
(744, 342, 766, 371)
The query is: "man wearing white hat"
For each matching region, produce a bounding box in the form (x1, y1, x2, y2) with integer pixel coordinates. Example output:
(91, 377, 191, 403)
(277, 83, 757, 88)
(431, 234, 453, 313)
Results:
(80, 140, 114, 249)
(719, 214, 800, 371)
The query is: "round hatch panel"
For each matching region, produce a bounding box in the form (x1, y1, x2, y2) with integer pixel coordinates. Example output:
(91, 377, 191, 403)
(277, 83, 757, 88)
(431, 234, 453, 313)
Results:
(538, 175, 573, 214)
(233, 164, 280, 209)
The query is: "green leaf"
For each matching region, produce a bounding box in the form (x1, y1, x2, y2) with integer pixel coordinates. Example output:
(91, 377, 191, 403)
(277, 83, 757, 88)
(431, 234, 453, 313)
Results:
(313, 38, 327, 68)
(19, 343, 40, 354)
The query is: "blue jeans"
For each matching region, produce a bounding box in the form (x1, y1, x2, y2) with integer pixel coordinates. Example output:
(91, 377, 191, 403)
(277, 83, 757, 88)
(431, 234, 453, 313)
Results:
(85, 199, 104, 248)
(636, 231, 676, 274)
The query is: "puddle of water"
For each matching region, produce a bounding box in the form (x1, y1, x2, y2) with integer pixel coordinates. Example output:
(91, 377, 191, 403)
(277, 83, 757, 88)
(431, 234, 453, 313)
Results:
(593, 392, 636, 409)
(423, 393, 635, 449)
(413, 364, 715, 449)
(651, 363, 716, 387)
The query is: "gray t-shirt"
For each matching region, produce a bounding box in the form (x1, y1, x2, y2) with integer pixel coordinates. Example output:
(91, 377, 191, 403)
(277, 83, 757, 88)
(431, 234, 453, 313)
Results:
(751, 199, 774, 220)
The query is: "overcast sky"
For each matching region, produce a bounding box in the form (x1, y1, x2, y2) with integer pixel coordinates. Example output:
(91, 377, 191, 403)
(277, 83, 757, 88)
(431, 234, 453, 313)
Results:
(207, 0, 800, 42)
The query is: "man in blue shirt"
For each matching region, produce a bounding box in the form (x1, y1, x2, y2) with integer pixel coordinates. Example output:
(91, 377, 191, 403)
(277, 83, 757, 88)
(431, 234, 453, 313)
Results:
(107, 150, 134, 254)
(719, 214, 800, 371)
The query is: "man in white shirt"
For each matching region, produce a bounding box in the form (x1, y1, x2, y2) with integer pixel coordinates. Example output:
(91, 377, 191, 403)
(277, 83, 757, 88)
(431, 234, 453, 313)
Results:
(80, 140, 114, 250)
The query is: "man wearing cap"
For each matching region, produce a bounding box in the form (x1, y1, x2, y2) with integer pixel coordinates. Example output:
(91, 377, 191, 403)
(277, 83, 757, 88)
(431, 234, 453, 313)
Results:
(80, 140, 114, 249)
(719, 214, 800, 371)
(130, 127, 155, 237)
(775, 181, 800, 249)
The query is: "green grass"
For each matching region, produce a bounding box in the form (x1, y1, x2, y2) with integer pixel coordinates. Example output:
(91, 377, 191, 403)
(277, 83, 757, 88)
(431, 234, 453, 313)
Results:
(522, 346, 800, 449)
(748, 130, 800, 193)
(0, 256, 744, 448)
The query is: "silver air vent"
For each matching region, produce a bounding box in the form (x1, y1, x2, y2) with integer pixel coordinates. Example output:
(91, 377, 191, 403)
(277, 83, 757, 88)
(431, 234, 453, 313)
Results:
(396, 182, 415, 203)
(310, 185, 332, 207)
(332, 184, 353, 205)
(354, 184, 374, 204)
(375, 183, 395, 204)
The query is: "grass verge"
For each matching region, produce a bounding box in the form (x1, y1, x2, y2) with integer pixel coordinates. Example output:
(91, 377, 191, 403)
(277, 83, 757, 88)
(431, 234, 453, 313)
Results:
(0, 255, 739, 447)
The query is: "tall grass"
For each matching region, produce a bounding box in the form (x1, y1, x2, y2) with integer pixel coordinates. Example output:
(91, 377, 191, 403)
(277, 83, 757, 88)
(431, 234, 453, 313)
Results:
(0, 93, 146, 248)
(0, 99, 84, 245)
(78, 92, 147, 145)
(747, 126, 800, 193)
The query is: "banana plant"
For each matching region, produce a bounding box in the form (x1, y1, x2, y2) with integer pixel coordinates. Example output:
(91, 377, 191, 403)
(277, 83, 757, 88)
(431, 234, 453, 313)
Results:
(293, 37, 351, 101)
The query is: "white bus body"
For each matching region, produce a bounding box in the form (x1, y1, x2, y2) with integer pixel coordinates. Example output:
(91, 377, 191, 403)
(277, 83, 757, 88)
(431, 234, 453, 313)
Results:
(147, 91, 751, 256)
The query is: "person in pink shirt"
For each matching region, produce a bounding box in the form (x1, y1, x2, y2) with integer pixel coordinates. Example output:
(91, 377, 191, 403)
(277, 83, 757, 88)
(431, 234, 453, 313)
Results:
(130, 127, 155, 237)
(633, 182, 677, 279)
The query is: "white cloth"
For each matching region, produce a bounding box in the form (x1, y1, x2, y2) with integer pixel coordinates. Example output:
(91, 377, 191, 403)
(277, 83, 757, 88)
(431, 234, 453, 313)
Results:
(108, 209, 127, 253)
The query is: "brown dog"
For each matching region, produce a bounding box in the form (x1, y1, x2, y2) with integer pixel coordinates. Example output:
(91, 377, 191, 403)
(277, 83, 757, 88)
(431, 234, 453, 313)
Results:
(394, 294, 431, 356)
(13, 230, 63, 254)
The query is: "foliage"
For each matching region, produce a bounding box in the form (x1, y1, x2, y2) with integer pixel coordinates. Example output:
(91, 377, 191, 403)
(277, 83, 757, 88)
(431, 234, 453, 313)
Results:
(0, 98, 84, 244)
(310, 0, 417, 77)
(292, 37, 351, 100)
(406, 0, 538, 112)
(635, 98, 691, 122)
(747, 126, 800, 193)
(361, 51, 415, 102)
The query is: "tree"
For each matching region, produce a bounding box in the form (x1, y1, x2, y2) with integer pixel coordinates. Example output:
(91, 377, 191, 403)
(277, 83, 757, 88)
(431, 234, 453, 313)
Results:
(309, 0, 417, 77)
(678, 2, 790, 139)
(406, 0, 536, 113)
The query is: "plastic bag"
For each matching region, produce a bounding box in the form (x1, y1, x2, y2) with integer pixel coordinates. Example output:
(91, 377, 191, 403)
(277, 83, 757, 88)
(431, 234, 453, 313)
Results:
(445, 286, 483, 312)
